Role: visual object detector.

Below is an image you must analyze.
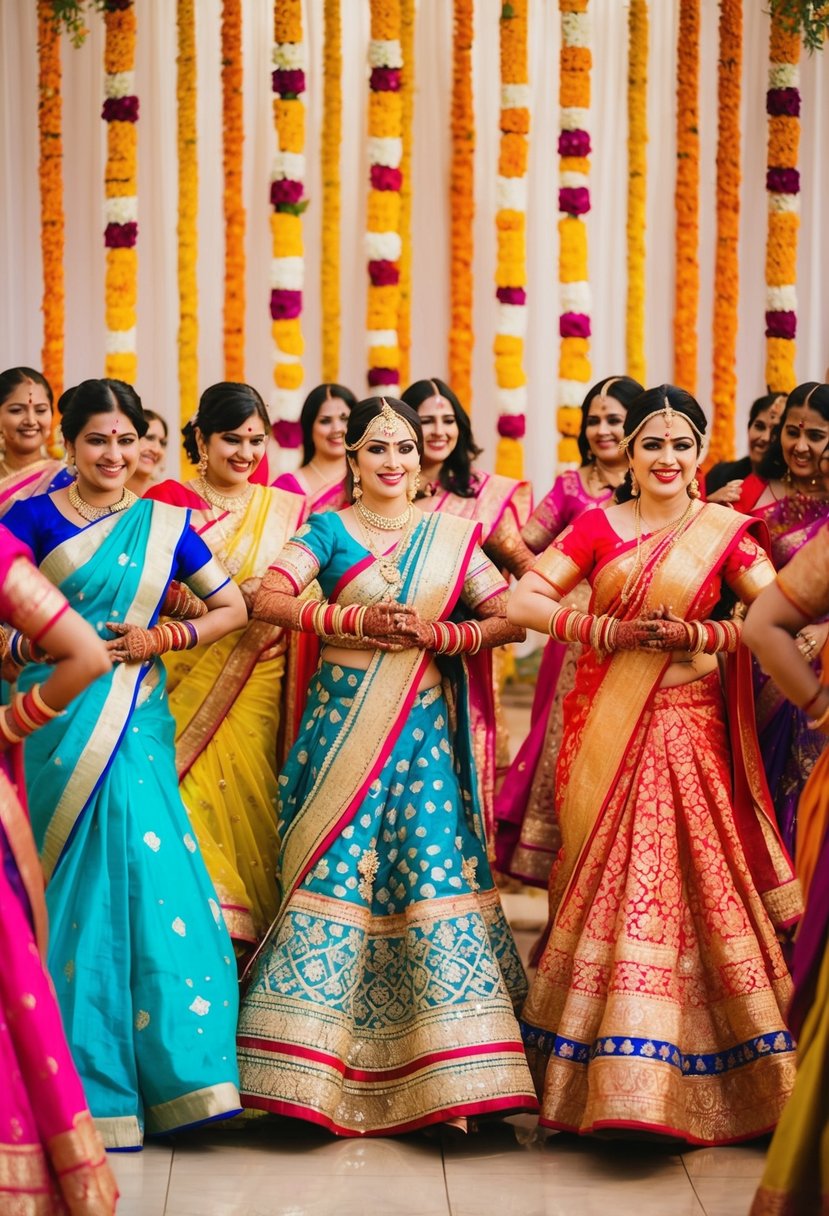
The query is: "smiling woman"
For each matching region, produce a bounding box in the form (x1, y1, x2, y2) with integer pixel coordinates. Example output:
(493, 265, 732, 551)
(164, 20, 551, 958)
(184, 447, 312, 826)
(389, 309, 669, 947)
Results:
(127, 408, 169, 497)
(0, 367, 72, 516)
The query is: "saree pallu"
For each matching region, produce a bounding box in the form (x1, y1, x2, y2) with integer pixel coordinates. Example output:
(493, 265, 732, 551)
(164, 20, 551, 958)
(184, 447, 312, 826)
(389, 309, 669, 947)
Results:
(237, 514, 537, 1134)
(18, 503, 241, 1149)
(158, 482, 302, 946)
(523, 505, 800, 1144)
(0, 461, 70, 519)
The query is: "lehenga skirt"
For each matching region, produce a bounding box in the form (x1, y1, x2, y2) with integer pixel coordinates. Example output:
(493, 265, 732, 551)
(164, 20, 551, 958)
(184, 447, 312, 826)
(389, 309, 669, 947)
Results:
(237, 660, 537, 1135)
(522, 672, 796, 1145)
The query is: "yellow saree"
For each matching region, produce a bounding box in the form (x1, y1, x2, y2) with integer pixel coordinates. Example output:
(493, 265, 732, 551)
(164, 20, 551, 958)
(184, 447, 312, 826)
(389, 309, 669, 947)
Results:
(148, 480, 303, 944)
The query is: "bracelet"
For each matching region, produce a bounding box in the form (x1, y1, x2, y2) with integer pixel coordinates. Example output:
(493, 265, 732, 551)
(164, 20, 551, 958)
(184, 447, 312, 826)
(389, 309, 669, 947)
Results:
(801, 685, 825, 715)
(807, 700, 829, 732)
(0, 708, 26, 745)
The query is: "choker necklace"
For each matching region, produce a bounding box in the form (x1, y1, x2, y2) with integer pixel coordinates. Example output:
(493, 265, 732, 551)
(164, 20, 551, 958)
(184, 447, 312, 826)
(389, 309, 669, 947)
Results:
(354, 500, 413, 531)
(192, 476, 254, 514)
(69, 482, 137, 522)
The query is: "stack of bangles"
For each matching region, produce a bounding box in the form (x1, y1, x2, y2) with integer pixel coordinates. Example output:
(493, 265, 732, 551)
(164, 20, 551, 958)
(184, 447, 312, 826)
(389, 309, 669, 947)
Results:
(0, 683, 61, 745)
(429, 620, 483, 656)
(152, 621, 199, 651)
(297, 600, 367, 640)
(684, 619, 740, 654)
(802, 685, 829, 731)
(547, 605, 619, 651)
(8, 630, 47, 667)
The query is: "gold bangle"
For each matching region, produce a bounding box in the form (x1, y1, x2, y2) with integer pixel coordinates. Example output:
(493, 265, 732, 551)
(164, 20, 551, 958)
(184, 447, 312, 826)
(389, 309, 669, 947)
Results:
(808, 700, 829, 731)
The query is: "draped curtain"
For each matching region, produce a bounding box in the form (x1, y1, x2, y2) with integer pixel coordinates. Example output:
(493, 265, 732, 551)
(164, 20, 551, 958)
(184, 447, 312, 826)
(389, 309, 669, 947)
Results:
(0, 0, 826, 491)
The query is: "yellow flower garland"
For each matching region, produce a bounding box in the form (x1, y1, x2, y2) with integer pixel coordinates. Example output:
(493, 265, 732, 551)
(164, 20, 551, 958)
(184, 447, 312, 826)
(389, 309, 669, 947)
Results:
(37, 0, 64, 447)
(321, 0, 341, 382)
(494, 0, 529, 480)
(626, 0, 647, 385)
(103, 2, 137, 386)
(709, 0, 742, 466)
(673, 0, 700, 395)
(398, 0, 414, 389)
(177, 0, 198, 433)
(222, 0, 245, 380)
(449, 0, 474, 410)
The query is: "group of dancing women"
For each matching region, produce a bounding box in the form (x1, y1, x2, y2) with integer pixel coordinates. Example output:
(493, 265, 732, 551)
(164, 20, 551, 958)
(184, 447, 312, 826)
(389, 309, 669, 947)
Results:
(0, 362, 826, 1215)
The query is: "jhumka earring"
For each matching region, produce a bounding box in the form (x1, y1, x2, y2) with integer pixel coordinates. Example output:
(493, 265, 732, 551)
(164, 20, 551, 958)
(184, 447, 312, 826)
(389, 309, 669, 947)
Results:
(407, 468, 421, 503)
(629, 471, 640, 497)
(197, 449, 208, 476)
(688, 476, 701, 499)
(352, 471, 362, 501)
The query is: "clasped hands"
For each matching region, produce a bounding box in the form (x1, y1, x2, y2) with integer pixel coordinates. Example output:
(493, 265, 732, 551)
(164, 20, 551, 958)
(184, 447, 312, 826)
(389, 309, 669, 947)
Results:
(358, 603, 433, 652)
(618, 605, 694, 652)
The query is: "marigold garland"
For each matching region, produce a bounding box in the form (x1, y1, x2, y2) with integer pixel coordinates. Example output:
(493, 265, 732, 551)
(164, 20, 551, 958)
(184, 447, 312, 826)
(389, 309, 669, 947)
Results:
(709, 0, 742, 467)
(366, 0, 404, 395)
(494, 0, 529, 479)
(269, 0, 306, 447)
(177, 0, 198, 434)
(556, 0, 591, 468)
(38, 0, 65, 452)
(320, 0, 341, 382)
(626, 0, 648, 385)
(222, 0, 245, 380)
(449, 0, 474, 410)
(673, 0, 700, 394)
(398, 0, 415, 389)
(764, 16, 801, 394)
(103, 0, 138, 385)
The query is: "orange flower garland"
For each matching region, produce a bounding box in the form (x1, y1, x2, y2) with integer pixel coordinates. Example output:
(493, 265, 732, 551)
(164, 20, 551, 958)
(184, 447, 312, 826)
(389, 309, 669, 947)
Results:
(449, 0, 474, 410)
(709, 0, 742, 466)
(366, 0, 404, 395)
(177, 0, 198, 433)
(494, 0, 530, 479)
(673, 0, 700, 394)
(320, 0, 341, 382)
(557, 0, 591, 467)
(764, 17, 802, 393)
(270, 0, 307, 449)
(103, 0, 138, 385)
(398, 0, 415, 389)
(626, 0, 648, 385)
(222, 0, 245, 380)
(37, 0, 65, 444)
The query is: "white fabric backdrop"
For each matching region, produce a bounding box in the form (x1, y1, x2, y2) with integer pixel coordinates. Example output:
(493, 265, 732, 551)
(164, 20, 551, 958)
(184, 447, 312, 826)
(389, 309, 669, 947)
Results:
(0, 0, 826, 491)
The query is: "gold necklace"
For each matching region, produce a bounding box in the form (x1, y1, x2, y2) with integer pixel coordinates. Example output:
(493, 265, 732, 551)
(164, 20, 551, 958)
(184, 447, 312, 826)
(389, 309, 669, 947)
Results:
(355, 510, 417, 594)
(68, 482, 137, 522)
(192, 475, 254, 514)
(354, 500, 413, 531)
(587, 461, 623, 497)
(620, 496, 697, 605)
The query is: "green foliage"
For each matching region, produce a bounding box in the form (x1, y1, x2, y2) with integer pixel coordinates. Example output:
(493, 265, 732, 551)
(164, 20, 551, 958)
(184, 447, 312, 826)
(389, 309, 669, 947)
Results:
(769, 0, 829, 53)
(48, 0, 108, 48)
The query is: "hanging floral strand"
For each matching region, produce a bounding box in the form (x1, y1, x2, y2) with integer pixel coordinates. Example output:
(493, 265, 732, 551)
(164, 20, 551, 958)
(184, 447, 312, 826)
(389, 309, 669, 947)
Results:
(398, 0, 415, 389)
(320, 0, 341, 383)
(270, 0, 307, 451)
(102, 0, 138, 385)
(673, 0, 700, 394)
(494, 0, 530, 479)
(556, 0, 591, 468)
(222, 0, 245, 380)
(366, 0, 404, 396)
(38, 0, 65, 450)
(449, 0, 474, 409)
(764, 15, 801, 394)
(177, 0, 198, 434)
(709, 0, 742, 466)
(626, 0, 648, 385)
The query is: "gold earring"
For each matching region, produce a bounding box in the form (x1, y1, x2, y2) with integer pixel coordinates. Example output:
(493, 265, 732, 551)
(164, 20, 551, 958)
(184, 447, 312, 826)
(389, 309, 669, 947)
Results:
(408, 468, 421, 502)
(197, 449, 208, 476)
(688, 476, 700, 499)
(629, 471, 639, 497)
(352, 472, 362, 501)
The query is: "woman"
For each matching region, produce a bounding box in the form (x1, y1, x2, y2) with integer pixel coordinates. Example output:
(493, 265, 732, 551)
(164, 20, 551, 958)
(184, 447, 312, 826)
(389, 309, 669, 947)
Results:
(127, 408, 169, 496)
(401, 377, 533, 578)
(496, 375, 642, 887)
(705, 391, 784, 504)
(735, 382, 829, 855)
(3, 378, 247, 1150)
(236, 397, 537, 1135)
(508, 385, 799, 1144)
(745, 522, 829, 1215)
(0, 525, 117, 1213)
(0, 367, 71, 516)
(252, 382, 356, 511)
(147, 382, 304, 947)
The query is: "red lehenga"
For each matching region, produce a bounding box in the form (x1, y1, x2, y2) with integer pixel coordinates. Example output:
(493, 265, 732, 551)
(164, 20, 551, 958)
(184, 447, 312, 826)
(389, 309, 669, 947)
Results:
(521, 503, 801, 1144)
(0, 526, 116, 1214)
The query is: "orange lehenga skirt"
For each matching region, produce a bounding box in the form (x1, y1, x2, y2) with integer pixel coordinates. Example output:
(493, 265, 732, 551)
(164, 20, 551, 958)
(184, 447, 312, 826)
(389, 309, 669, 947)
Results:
(522, 672, 797, 1145)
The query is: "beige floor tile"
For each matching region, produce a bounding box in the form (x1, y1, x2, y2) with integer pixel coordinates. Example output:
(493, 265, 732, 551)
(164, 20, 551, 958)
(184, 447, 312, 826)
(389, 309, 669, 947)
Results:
(164, 1169, 450, 1216)
(682, 1141, 768, 1178)
(444, 1169, 704, 1216)
(108, 1143, 172, 1216)
(689, 1174, 761, 1216)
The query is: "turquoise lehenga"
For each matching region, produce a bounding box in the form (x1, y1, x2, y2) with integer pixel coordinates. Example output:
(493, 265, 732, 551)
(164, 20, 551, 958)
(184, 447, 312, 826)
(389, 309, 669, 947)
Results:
(3, 495, 242, 1149)
(237, 510, 536, 1134)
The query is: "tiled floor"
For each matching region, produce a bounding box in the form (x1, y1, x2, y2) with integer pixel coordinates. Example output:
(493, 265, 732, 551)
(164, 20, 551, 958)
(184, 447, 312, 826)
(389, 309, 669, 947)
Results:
(107, 682, 769, 1214)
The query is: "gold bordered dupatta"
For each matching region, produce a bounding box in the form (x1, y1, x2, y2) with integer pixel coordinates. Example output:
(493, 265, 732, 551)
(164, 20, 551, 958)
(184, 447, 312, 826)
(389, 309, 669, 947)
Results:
(274, 512, 480, 930)
(553, 503, 796, 923)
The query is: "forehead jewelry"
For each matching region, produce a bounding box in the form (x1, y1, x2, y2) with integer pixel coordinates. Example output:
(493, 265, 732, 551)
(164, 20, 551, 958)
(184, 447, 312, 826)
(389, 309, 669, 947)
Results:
(345, 399, 418, 451)
(618, 397, 703, 452)
(599, 377, 622, 400)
